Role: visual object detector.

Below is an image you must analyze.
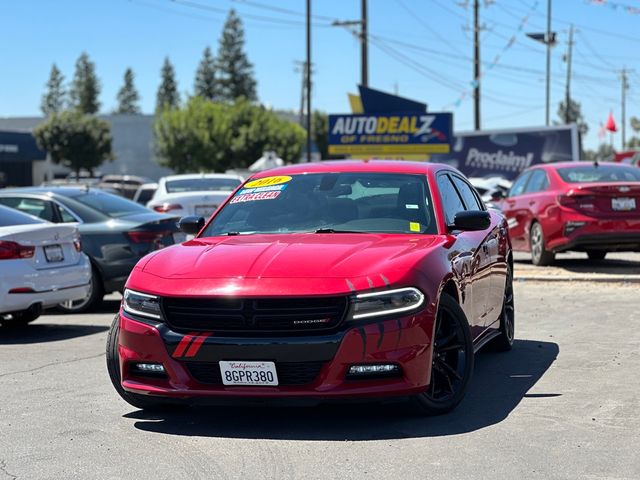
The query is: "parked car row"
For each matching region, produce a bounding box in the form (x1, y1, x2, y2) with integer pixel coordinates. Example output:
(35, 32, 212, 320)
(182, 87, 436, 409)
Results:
(491, 161, 640, 265)
(0, 173, 242, 318)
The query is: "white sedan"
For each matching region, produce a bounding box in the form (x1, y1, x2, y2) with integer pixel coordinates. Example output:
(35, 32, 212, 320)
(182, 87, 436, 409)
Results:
(146, 173, 243, 218)
(0, 205, 91, 326)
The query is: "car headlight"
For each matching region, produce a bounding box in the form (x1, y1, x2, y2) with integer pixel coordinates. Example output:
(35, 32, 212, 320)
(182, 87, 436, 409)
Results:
(122, 289, 162, 320)
(350, 287, 425, 320)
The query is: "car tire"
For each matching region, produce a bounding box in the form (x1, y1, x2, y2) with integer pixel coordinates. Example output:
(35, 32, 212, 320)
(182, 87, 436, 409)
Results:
(489, 265, 515, 352)
(106, 315, 180, 411)
(587, 250, 607, 261)
(56, 266, 104, 314)
(411, 293, 474, 416)
(530, 222, 555, 266)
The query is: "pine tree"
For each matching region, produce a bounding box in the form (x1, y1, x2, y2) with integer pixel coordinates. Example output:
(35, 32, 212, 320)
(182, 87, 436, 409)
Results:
(156, 57, 180, 112)
(41, 64, 66, 116)
(69, 52, 101, 114)
(216, 9, 257, 102)
(116, 68, 141, 114)
(194, 46, 218, 101)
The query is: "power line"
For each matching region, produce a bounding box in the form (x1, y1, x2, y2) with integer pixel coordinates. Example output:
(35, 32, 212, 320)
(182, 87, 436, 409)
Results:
(171, 0, 332, 28)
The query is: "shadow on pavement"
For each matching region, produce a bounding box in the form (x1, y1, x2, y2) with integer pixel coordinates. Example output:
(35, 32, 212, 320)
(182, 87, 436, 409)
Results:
(128, 339, 559, 440)
(0, 323, 109, 344)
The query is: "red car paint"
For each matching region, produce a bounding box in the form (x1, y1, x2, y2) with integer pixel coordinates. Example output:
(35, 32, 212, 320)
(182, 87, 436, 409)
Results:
(500, 162, 640, 255)
(117, 161, 511, 401)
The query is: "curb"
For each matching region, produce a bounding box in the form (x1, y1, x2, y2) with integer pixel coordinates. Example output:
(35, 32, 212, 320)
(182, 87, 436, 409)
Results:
(514, 275, 640, 284)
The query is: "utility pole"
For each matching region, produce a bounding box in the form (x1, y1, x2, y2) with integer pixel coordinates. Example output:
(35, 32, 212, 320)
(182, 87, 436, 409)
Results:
(361, 0, 368, 87)
(621, 68, 629, 149)
(306, 0, 312, 162)
(473, 0, 481, 130)
(564, 25, 574, 124)
(294, 61, 308, 128)
(545, 0, 552, 126)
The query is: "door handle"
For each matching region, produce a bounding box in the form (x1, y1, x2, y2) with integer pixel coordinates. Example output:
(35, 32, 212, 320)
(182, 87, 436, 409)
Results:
(528, 201, 536, 206)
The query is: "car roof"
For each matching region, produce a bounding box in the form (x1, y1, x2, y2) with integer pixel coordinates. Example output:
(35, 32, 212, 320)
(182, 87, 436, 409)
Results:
(248, 160, 455, 178)
(161, 173, 244, 182)
(530, 161, 628, 171)
(0, 186, 99, 198)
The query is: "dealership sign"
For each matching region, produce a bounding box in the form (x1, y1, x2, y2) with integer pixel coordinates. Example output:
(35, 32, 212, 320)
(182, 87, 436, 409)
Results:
(328, 113, 453, 155)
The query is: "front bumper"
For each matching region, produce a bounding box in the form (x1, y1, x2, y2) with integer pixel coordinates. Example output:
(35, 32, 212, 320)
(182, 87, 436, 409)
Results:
(118, 308, 436, 400)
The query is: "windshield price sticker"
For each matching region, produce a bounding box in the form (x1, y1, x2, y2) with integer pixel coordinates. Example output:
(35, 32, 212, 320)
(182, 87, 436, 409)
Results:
(230, 191, 281, 204)
(244, 176, 292, 189)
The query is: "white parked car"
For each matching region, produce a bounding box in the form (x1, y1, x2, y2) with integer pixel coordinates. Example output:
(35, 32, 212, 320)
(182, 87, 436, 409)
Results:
(146, 173, 243, 218)
(468, 176, 513, 205)
(0, 205, 91, 326)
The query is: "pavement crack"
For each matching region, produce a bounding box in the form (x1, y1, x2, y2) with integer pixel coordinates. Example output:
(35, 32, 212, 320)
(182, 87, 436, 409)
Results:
(0, 459, 17, 480)
(0, 353, 105, 379)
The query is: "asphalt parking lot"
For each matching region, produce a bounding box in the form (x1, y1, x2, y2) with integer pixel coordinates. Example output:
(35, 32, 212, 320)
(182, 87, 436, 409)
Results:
(1, 279, 639, 479)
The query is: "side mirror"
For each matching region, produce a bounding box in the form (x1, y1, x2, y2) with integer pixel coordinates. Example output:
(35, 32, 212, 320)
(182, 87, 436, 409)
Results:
(452, 211, 491, 231)
(490, 190, 506, 201)
(178, 216, 205, 235)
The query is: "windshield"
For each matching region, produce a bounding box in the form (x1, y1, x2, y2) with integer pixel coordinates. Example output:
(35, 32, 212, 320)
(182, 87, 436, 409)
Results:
(557, 165, 640, 183)
(69, 191, 150, 218)
(0, 205, 45, 226)
(201, 172, 436, 236)
(166, 178, 241, 193)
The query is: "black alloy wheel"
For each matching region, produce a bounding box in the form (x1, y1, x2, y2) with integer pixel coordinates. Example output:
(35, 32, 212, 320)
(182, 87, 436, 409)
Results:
(587, 250, 607, 261)
(106, 315, 180, 411)
(490, 264, 515, 352)
(412, 293, 474, 416)
(530, 222, 555, 266)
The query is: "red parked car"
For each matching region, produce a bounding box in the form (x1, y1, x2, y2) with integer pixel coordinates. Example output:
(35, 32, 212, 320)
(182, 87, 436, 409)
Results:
(498, 162, 640, 265)
(106, 161, 514, 415)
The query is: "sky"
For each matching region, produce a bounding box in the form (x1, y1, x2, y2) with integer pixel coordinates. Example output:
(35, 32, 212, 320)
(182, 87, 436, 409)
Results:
(1, 0, 640, 151)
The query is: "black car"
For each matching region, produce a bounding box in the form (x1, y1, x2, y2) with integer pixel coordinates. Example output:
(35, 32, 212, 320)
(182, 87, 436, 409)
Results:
(0, 187, 184, 312)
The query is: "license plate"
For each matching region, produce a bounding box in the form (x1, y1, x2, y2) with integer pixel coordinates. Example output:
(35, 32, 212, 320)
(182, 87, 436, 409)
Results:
(219, 361, 278, 386)
(44, 244, 64, 262)
(195, 205, 216, 216)
(612, 197, 636, 211)
(172, 232, 187, 243)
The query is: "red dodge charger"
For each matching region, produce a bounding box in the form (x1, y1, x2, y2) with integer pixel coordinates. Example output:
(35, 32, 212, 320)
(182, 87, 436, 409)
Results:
(500, 162, 640, 265)
(107, 161, 514, 415)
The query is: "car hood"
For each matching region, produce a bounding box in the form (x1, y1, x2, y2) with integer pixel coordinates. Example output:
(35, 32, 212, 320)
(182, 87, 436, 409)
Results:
(132, 233, 443, 296)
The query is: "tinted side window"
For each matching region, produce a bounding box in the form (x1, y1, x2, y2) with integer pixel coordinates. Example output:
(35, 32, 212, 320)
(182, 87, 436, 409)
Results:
(0, 197, 56, 222)
(451, 176, 483, 211)
(509, 172, 532, 197)
(437, 175, 466, 225)
(524, 170, 549, 194)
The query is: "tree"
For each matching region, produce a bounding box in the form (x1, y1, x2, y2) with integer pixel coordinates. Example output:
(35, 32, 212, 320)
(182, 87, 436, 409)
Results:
(33, 111, 113, 178)
(194, 47, 219, 101)
(312, 110, 329, 159)
(115, 68, 141, 114)
(584, 143, 615, 162)
(154, 97, 304, 173)
(41, 64, 65, 116)
(216, 9, 257, 102)
(557, 99, 588, 135)
(69, 52, 101, 114)
(156, 57, 180, 112)
(626, 116, 640, 148)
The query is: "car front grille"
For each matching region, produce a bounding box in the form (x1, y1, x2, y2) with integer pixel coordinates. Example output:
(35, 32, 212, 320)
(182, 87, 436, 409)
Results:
(184, 361, 326, 386)
(162, 296, 349, 335)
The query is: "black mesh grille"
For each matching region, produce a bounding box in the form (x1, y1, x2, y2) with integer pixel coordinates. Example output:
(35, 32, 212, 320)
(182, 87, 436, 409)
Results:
(162, 296, 348, 334)
(184, 361, 326, 386)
